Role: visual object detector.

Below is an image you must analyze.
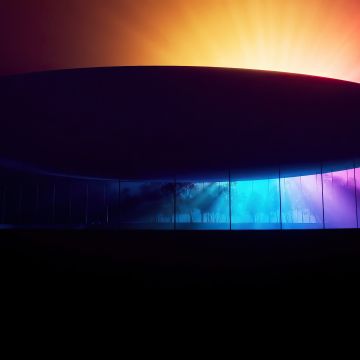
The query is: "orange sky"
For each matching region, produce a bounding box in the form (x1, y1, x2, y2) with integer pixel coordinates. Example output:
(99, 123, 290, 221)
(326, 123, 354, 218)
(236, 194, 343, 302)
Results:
(1, 0, 360, 82)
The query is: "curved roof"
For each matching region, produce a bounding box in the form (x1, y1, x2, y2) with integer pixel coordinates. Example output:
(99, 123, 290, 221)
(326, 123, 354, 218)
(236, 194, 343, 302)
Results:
(0, 66, 359, 179)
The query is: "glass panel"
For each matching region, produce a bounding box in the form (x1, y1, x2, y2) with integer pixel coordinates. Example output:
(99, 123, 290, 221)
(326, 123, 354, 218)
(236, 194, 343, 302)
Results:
(231, 176, 280, 230)
(355, 165, 360, 229)
(53, 178, 71, 225)
(120, 181, 174, 229)
(280, 171, 323, 229)
(1, 179, 21, 224)
(0, 180, 7, 225)
(87, 180, 108, 226)
(21, 178, 38, 225)
(0, 182, 3, 225)
(106, 180, 120, 226)
(323, 163, 357, 229)
(176, 180, 230, 230)
(69, 180, 87, 225)
(36, 179, 54, 225)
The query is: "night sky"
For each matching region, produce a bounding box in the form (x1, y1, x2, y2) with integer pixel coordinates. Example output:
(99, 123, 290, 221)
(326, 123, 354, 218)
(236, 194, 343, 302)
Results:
(1, 0, 360, 82)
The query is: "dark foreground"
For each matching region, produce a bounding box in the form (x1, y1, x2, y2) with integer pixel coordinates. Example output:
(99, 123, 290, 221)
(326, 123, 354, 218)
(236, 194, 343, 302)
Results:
(1, 229, 360, 289)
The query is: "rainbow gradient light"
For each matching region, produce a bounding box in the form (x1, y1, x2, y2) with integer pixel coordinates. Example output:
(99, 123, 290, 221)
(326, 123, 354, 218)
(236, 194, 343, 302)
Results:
(0, 164, 359, 229)
(176, 165, 360, 230)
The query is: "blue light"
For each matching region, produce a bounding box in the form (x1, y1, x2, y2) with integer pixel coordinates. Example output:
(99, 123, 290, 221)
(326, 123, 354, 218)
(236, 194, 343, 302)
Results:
(280, 174, 323, 229)
(231, 178, 280, 229)
(1, 163, 360, 230)
(176, 181, 230, 229)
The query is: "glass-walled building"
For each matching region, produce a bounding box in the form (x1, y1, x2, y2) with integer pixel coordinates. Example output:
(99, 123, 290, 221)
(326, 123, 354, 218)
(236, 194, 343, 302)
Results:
(231, 169, 281, 230)
(280, 166, 324, 229)
(0, 161, 359, 230)
(176, 175, 230, 230)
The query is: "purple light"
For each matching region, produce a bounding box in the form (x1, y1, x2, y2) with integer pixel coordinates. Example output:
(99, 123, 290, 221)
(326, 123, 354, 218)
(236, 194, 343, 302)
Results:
(356, 167, 360, 228)
(323, 168, 357, 228)
(281, 173, 323, 229)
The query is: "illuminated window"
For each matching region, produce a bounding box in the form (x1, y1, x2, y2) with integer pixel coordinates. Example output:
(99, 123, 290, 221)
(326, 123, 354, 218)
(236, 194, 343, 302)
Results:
(176, 180, 230, 229)
(120, 181, 174, 229)
(231, 175, 280, 230)
(356, 165, 360, 229)
(280, 169, 323, 229)
(323, 163, 357, 229)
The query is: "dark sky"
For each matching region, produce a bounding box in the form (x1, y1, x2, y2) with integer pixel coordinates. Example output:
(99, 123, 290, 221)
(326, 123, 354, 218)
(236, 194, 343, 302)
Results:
(0, 0, 149, 76)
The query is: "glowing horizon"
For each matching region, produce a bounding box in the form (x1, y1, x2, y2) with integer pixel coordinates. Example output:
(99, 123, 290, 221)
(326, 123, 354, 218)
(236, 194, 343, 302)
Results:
(101, 0, 360, 83)
(145, 0, 360, 81)
(1, 0, 360, 82)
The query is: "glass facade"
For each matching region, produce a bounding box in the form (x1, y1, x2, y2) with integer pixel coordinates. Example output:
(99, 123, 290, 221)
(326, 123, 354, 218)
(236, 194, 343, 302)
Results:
(176, 180, 230, 229)
(0, 162, 359, 229)
(231, 178, 280, 229)
(356, 165, 360, 229)
(280, 169, 323, 229)
(119, 181, 174, 229)
(323, 163, 357, 229)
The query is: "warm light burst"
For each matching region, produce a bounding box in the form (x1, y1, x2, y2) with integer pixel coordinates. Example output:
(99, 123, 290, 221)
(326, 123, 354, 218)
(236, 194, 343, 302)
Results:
(2, 0, 360, 82)
(107, 0, 360, 82)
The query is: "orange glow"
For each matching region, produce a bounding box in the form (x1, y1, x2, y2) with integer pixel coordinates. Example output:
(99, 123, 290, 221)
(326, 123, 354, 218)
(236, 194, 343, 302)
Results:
(111, 0, 360, 82)
(2, 0, 360, 82)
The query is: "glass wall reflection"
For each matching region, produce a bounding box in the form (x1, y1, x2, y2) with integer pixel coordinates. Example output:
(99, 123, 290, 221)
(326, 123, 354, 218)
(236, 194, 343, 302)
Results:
(87, 180, 110, 226)
(176, 180, 230, 230)
(231, 176, 281, 230)
(52, 178, 71, 225)
(120, 181, 174, 229)
(1, 161, 360, 230)
(69, 180, 87, 225)
(280, 170, 323, 229)
(323, 163, 357, 229)
(356, 166, 360, 229)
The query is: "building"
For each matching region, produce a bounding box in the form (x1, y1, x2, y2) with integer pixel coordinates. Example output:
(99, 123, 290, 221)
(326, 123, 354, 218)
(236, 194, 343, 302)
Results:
(0, 66, 359, 229)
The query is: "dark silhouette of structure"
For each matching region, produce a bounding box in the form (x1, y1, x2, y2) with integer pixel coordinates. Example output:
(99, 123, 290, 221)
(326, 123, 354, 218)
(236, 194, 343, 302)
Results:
(0, 66, 359, 179)
(0, 66, 360, 288)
